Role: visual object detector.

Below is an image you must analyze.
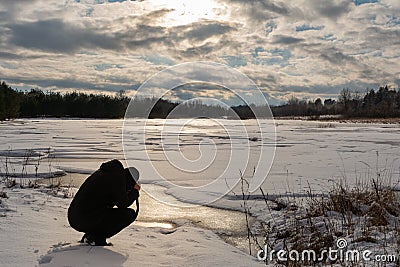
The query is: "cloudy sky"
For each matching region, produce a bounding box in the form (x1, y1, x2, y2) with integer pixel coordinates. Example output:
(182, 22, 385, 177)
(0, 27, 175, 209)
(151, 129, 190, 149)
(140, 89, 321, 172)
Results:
(0, 0, 399, 105)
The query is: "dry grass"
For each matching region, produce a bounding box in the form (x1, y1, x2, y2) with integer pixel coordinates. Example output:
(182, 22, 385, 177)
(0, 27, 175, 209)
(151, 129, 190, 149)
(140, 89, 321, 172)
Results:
(308, 185, 399, 225)
(0, 148, 73, 198)
(240, 171, 400, 266)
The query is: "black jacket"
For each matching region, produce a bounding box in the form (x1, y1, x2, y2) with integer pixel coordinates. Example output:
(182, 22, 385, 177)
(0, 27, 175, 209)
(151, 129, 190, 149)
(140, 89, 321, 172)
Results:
(68, 159, 139, 230)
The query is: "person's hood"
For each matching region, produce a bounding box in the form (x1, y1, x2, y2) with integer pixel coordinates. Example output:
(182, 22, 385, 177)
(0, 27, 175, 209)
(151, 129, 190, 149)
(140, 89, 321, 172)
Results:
(125, 167, 139, 183)
(99, 159, 124, 173)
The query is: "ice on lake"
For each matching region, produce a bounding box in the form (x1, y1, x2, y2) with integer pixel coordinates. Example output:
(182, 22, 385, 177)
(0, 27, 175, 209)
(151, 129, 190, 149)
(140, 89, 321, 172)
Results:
(1, 118, 399, 206)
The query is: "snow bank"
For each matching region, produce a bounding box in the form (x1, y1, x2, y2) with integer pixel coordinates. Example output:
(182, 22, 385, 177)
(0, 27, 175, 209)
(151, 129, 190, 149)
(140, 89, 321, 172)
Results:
(0, 186, 262, 267)
(39, 225, 262, 267)
(0, 164, 65, 178)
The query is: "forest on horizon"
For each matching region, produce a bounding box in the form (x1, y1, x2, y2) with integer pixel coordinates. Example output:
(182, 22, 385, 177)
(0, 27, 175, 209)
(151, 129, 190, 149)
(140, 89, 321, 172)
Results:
(1, 81, 400, 120)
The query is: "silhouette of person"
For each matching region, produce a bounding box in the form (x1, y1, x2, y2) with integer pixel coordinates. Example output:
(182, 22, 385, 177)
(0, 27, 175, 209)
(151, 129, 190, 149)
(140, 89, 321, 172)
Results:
(68, 159, 140, 245)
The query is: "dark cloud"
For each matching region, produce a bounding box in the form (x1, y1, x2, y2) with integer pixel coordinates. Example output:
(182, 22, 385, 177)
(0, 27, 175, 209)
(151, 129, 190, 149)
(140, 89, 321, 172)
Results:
(318, 47, 356, 65)
(126, 36, 169, 48)
(259, 74, 278, 85)
(0, 51, 22, 59)
(128, 25, 173, 48)
(110, 10, 236, 52)
(117, 20, 238, 58)
(3, 77, 141, 92)
(123, 20, 236, 48)
(0, 51, 44, 60)
(309, 0, 352, 19)
(178, 43, 217, 59)
(271, 35, 304, 45)
(224, 0, 289, 15)
(183, 21, 236, 42)
(178, 38, 242, 60)
(0, 11, 8, 21)
(3, 15, 237, 59)
(6, 19, 120, 53)
(360, 69, 376, 79)
(363, 26, 400, 46)
(110, 12, 172, 49)
(257, 0, 289, 15)
(217, 0, 290, 26)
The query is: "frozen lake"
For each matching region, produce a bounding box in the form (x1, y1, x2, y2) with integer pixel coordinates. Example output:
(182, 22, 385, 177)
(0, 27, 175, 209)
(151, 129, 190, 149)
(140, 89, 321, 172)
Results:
(1, 118, 399, 205)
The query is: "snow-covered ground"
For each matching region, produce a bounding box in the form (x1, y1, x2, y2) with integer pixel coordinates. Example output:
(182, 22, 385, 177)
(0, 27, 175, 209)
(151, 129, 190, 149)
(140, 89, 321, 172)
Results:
(0, 187, 261, 266)
(1, 118, 399, 266)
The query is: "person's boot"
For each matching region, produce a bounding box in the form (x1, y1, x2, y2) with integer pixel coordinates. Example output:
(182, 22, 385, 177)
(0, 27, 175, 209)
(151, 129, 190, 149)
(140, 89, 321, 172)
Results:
(84, 235, 109, 246)
(79, 233, 88, 243)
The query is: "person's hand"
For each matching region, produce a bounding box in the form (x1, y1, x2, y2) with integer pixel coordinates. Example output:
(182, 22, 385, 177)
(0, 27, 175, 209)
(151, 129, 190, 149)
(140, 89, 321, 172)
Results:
(134, 182, 141, 191)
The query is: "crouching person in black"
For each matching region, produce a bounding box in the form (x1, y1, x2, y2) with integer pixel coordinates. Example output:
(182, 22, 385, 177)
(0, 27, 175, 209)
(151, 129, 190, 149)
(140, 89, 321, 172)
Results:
(68, 159, 140, 246)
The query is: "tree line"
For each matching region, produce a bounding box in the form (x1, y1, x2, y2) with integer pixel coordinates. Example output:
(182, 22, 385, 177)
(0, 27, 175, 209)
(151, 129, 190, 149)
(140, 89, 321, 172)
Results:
(272, 86, 400, 118)
(0, 81, 128, 120)
(1, 81, 399, 120)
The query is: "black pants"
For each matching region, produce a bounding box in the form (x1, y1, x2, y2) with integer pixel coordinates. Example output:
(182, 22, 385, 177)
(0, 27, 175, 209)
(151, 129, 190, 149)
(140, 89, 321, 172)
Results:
(71, 207, 138, 240)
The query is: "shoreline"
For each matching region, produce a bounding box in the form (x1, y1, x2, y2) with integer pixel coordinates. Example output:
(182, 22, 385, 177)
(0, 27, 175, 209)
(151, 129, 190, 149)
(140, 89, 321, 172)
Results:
(275, 116, 400, 124)
(5, 116, 400, 125)
(43, 173, 258, 254)
(4, 175, 399, 265)
(0, 184, 260, 266)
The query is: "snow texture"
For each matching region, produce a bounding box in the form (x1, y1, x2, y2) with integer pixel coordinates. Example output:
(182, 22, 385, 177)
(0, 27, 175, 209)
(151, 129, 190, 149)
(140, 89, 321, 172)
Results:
(0, 119, 399, 266)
